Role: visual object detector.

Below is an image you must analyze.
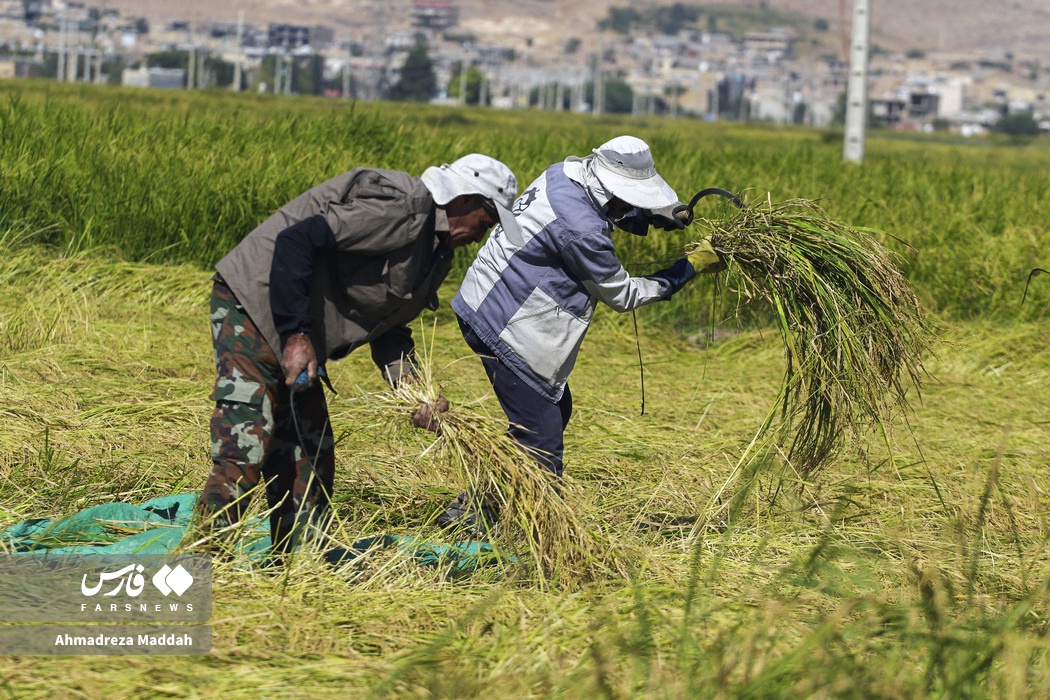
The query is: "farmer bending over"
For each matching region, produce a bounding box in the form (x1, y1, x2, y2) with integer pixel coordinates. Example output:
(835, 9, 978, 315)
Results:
(443, 135, 724, 535)
(200, 154, 520, 552)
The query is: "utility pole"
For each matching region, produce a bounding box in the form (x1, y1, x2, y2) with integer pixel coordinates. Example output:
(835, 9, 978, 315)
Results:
(342, 45, 351, 98)
(187, 23, 196, 90)
(843, 0, 871, 163)
(232, 9, 244, 91)
(459, 59, 467, 105)
(592, 50, 604, 116)
(838, 0, 849, 62)
(68, 19, 79, 82)
(57, 5, 66, 81)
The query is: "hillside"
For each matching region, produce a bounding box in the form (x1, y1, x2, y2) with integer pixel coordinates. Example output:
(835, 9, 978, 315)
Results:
(97, 0, 1050, 61)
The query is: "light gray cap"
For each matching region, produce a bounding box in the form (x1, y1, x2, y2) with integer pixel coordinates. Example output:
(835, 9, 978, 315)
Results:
(421, 153, 523, 245)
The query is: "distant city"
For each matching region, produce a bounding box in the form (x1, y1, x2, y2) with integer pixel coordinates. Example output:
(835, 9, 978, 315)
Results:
(1, 0, 1047, 136)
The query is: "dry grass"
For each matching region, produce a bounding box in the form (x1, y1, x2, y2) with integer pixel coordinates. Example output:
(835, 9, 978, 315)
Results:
(3, 241, 1050, 698)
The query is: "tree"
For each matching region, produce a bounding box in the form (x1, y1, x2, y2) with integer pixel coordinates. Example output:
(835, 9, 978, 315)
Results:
(101, 57, 125, 85)
(599, 7, 641, 35)
(993, 111, 1040, 136)
(447, 63, 485, 105)
(586, 77, 633, 114)
(654, 3, 701, 35)
(147, 50, 187, 71)
(390, 37, 436, 102)
(296, 55, 325, 96)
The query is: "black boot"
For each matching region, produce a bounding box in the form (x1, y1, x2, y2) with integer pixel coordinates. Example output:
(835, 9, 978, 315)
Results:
(436, 492, 500, 539)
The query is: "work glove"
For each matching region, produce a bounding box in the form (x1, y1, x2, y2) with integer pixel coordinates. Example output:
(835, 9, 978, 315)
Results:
(646, 258, 697, 298)
(411, 396, 450, 434)
(688, 238, 727, 274)
(649, 203, 694, 231)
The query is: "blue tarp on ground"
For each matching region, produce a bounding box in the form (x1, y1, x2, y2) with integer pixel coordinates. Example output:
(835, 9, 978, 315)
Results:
(0, 494, 509, 571)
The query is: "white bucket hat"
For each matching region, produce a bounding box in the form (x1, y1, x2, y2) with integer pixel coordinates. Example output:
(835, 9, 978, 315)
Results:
(590, 135, 679, 210)
(421, 154, 523, 245)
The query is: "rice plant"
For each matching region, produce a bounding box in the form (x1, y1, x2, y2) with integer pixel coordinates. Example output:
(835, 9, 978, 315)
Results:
(688, 196, 936, 476)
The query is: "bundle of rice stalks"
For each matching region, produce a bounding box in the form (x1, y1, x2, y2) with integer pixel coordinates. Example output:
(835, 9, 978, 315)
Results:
(688, 196, 935, 477)
(361, 355, 629, 588)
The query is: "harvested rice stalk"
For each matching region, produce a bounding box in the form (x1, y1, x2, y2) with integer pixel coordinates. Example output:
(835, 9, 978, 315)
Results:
(362, 354, 627, 588)
(688, 197, 934, 476)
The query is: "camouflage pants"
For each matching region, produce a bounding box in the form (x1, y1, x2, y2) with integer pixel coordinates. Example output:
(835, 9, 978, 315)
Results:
(200, 278, 335, 552)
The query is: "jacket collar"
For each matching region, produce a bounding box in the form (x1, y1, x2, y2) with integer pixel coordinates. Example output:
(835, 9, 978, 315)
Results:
(434, 206, 450, 233)
(563, 156, 615, 229)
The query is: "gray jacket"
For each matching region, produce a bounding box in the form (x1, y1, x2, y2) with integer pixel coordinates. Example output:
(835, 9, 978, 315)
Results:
(452, 163, 672, 402)
(216, 168, 452, 383)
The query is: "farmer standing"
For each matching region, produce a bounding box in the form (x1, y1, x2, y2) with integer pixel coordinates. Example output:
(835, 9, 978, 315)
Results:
(442, 135, 724, 534)
(200, 154, 520, 551)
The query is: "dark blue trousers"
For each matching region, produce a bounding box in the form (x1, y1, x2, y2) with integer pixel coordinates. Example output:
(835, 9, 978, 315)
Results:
(458, 316, 572, 479)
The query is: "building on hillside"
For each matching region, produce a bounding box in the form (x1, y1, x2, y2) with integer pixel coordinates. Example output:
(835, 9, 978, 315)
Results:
(412, 1, 458, 30)
(870, 96, 906, 125)
(311, 25, 335, 47)
(122, 66, 185, 89)
(931, 79, 967, 117)
(749, 76, 797, 123)
(743, 30, 793, 62)
(908, 91, 940, 121)
(21, 0, 42, 24)
(268, 24, 310, 50)
(3, 58, 44, 78)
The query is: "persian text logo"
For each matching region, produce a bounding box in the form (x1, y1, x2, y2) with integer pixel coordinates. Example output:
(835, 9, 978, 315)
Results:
(81, 564, 194, 598)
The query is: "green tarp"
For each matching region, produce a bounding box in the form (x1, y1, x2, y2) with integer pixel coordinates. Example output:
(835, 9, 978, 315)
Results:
(1, 494, 509, 571)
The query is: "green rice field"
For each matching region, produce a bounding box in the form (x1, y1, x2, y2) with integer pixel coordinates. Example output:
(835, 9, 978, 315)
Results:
(1, 80, 1049, 697)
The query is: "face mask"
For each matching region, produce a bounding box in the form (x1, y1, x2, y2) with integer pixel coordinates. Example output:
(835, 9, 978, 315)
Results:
(613, 208, 651, 236)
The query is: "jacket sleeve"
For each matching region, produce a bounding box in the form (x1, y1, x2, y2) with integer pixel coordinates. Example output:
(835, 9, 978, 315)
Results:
(370, 325, 417, 387)
(559, 225, 670, 312)
(269, 214, 337, 336)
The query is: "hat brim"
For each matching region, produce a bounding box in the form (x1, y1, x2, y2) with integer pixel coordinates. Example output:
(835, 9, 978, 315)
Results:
(592, 159, 680, 210)
(493, 202, 524, 247)
(422, 165, 523, 246)
(422, 166, 465, 206)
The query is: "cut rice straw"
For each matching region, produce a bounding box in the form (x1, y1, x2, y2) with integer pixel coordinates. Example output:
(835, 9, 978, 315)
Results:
(358, 333, 632, 588)
(688, 196, 935, 477)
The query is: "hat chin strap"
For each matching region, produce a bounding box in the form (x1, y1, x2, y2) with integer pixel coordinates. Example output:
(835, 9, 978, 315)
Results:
(565, 155, 618, 214)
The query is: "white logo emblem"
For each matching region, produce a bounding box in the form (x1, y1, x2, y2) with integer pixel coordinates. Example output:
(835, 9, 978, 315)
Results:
(80, 563, 194, 598)
(152, 564, 194, 596)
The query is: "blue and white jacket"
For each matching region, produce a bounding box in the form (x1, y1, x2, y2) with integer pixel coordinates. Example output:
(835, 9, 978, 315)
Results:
(452, 161, 675, 403)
